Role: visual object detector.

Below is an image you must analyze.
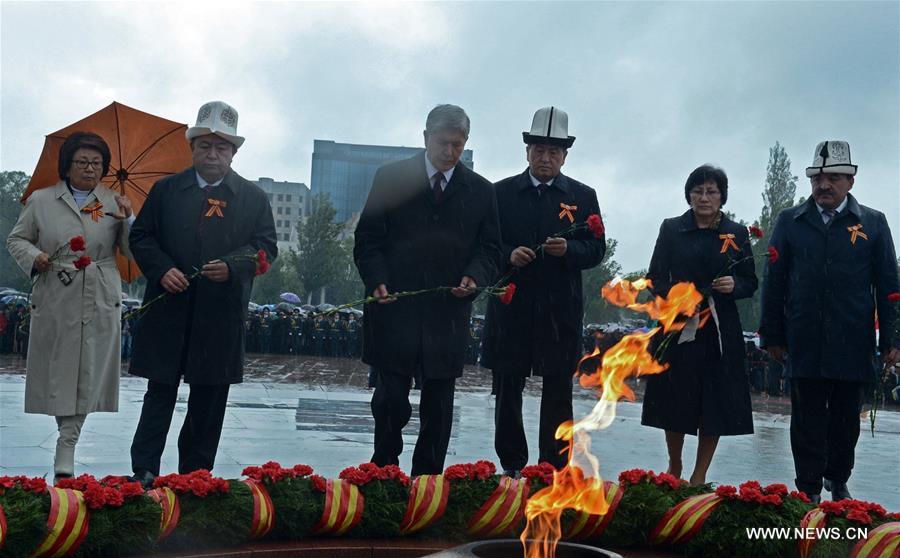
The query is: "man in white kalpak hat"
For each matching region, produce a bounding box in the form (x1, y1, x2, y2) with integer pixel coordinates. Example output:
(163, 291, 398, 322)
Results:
(760, 140, 899, 504)
(480, 107, 606, 476)
(128, 101, 277, 487)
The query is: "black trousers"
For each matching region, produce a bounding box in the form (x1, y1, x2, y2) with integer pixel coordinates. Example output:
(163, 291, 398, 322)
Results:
(494, 371, 573, 471)
(370, 369, 455, 476)
(790, 378, 863, 496)
(131, 380, 230, 476)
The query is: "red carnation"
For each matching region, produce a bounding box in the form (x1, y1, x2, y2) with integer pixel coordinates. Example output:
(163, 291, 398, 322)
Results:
(748, 225, 764, 238)
(767, 246, 779, 263)
(846, 509, 873, 525)
(586, 214, 605, 238)
(310, 475, 327, 492)
(69, 236, 86, 252)
(716, 485, 737, 498)
(500, 283, 516, 305)
(73, 255, 92, 270)
(255, 249, 270, 276)
(887, 292, 900, 303)
(790, 490, 811, 504)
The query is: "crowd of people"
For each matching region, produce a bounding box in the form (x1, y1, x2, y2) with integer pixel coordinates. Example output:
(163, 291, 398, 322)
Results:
(0, 303, 29, 356)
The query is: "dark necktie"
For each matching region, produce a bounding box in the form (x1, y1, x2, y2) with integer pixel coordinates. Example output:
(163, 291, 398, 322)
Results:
(432, 172, 443, 202)
(537, 183, 548, 196)
(823, 209, 836, 226)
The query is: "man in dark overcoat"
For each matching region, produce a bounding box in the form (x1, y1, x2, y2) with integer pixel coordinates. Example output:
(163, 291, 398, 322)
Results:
(354, 104, 501, 475)
(760, 140, 899, 503)
(480, 107, 606, 475)
(128, 101, 277, 486)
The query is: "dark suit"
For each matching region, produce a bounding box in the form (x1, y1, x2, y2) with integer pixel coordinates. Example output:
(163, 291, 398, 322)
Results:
(760, 194, 899, 496)
(480, 170, 606, 470)
(129, 167, 277, 475)
(354, 152, 501, 475)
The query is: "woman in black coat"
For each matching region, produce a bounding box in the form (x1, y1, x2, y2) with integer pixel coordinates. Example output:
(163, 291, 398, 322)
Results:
(640, 165, 757, 486)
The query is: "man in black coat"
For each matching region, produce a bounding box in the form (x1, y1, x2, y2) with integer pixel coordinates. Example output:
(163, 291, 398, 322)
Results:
(128, 102, 277, 486)
(354, 104, 501, 475)
(760, 140, 899, 503)
(480, 107, 606, 475)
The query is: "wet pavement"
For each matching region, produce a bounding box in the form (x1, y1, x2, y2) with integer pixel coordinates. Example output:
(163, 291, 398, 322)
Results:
(1, 353, 898, 510)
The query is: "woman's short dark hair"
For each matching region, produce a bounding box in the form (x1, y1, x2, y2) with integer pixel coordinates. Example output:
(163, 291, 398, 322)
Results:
(58, 132, 111, 180)
(684, 164, 728, 205)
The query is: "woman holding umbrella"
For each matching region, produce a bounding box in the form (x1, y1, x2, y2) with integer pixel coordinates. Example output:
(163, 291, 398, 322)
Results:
(7, 132, 134, 483)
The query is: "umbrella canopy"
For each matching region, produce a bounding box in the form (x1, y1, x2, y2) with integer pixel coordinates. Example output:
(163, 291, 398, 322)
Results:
(280, 292, 302, 304)
(22, 102, 193, 282)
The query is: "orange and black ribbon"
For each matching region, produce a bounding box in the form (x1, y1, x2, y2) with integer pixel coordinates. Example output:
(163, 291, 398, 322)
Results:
(719, 234, 739, 253)
(81, 202, 104, 222)
(204, 199, 227, 218)
(847, 224, 868, 245)
(558, 203, 577, 223)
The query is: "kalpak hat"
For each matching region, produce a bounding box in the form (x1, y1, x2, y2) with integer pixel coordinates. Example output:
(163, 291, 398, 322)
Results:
(523, 106, 575, 148)
(186, 101, 245, 148)
(805, 140, 857, 177)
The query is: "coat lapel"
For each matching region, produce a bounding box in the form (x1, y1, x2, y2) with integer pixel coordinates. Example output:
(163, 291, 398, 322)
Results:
(53, 181, 81, 217)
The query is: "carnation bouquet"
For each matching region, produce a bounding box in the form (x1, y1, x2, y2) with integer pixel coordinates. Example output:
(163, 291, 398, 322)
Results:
(0, 476, 49, 558)
(425, 460, 501, 541)
(595, 469, 706, 548)
(338, 463, 410, 538)
(681, 481, 811, 557)
(56, 475, 159, 558)
(241, 462, 324, 540)
(151, 470, 252, 550)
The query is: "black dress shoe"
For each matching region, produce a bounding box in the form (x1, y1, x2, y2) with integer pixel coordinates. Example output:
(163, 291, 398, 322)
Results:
(502, 469, 521, 479)
(129, 470, 156, 489)
(824, 479, 852, 501)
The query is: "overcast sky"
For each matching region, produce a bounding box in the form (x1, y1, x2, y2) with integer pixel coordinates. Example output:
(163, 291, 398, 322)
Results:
(2, 1, 897, 273)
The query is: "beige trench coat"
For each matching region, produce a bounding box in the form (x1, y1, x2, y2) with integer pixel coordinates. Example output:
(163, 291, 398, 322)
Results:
(7, 181, 132, 416)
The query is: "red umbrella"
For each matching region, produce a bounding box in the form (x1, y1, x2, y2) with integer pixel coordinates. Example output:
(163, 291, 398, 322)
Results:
(22, 101, 192, 282)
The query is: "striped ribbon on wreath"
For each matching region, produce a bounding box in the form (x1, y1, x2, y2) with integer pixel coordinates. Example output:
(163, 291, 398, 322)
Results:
(849, 522, 900, 558)
(242, 479, 275, 539)
(311, 479, 364, 536)
(467, 476, 529, 538)
(0, 501, 7, 551)
(399, 474, 450, 535)
(146, 487, 180, 542)
(564, 481, 623, 541)
(798, 508, 828, 558)
(29, 487, 90, 558)
(649, 493, 723, 546)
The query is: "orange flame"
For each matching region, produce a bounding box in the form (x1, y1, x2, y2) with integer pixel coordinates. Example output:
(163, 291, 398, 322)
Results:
(521, 279, 703, 558)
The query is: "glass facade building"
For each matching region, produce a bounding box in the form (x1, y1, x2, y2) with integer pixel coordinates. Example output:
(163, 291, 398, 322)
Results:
(311, 140, 474, 223)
